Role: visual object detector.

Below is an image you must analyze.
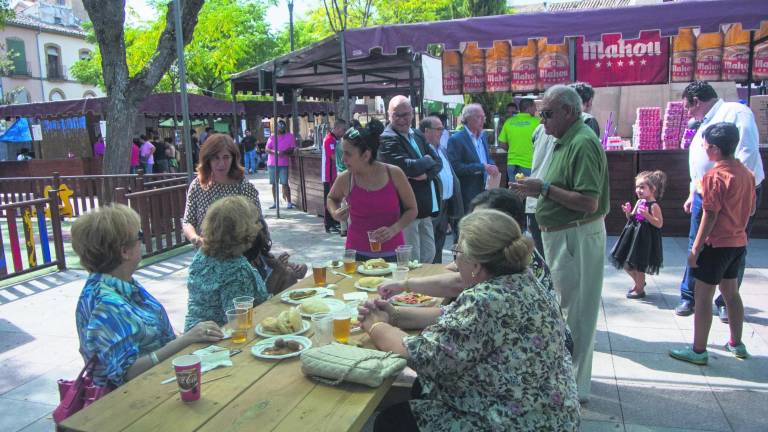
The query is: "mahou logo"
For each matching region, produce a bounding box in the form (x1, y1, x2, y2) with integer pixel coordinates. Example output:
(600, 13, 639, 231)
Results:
(582, 38, 662, 61)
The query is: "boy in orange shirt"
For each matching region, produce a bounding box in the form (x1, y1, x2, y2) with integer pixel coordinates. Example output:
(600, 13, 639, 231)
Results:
(670, 122, 756, 365)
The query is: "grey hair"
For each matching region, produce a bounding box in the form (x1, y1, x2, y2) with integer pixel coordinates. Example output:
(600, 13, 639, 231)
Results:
(543, 85, 583, 117)
(460, 103, 484, 124)
(418, 116, 440, 133)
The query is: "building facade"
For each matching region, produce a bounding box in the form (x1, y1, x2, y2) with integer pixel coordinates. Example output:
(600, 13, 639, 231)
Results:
(1, 0, 102, 104)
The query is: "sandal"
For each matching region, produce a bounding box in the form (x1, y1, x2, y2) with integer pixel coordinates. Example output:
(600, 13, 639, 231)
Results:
(626, 283, 647, 299)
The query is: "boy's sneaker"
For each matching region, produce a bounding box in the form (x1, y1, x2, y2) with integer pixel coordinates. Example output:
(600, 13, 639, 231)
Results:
(669, 347, 708, 365)
(725, 342, 749, 359)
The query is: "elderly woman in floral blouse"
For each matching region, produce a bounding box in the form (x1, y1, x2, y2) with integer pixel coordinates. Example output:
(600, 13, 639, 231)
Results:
(359, 209, 579, 431)
(184, 196, 268, 330)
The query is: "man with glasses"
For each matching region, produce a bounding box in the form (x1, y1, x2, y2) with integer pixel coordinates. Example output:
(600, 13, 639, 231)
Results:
(379, 96, 442, 263)
(674, 81, 764, 320)
(447, 103, 499, 213)
(420, 115, 463, 263)
(510, 85, 609, 403)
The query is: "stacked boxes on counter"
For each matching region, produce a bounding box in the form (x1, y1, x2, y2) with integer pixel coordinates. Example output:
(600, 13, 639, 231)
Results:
(662, 101, 687, 149)
(634, 107, 662, 150)
(681, 127, 697, 149)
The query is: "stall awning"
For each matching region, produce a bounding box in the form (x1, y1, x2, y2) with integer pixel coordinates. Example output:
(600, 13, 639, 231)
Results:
(344, 0, 766, 57)
(241, 101, 368, 119)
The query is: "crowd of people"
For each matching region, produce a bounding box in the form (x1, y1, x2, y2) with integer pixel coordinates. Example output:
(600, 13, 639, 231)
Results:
(70, 79, 763, 431)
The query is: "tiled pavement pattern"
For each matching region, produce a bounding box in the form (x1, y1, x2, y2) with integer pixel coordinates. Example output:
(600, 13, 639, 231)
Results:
(1, 171, 766, 431)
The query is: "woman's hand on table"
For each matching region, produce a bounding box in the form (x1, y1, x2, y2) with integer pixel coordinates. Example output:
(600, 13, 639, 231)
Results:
(372, 225, 398, 243)
(358, 299, 393, 331)
(378, 280, 405, 300)
(183, 321, 224, 344)
(190, 235, 205, 248)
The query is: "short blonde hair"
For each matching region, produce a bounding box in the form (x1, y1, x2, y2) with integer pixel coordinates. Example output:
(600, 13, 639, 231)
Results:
(458, 209, 533, 275)
(201, 196, 262, 259)
(71, 204, 141, 273)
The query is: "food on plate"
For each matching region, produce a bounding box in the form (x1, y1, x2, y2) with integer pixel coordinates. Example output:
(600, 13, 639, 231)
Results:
(363, 258, 389, 270)
(358, 276, 386, 289)
(515, 173, 526, 181)
(260, 308, 303, 334)
(262, 338, 304, 356)
(393, 293, 434, 305)
(288, 289, 317, 301)
(299, 299, 331, 314)
(330, 260, 342, 267)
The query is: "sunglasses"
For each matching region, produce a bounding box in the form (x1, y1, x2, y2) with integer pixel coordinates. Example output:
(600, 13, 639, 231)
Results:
(539, 110, 555, 119)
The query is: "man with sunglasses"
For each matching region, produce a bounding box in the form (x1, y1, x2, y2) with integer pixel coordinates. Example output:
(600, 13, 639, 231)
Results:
(379, 96, 442, 263)
(510, 84, 609, 403)
(674, 81, 764, 320)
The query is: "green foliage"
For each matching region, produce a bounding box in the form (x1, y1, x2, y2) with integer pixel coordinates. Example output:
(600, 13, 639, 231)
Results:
(373, 0, 455, 24)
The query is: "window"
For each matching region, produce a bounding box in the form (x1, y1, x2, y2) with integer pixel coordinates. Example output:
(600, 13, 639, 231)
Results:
(45, 45, 64, 80)
(5, 38, 28, 75)
(13, 87, 30, 104)
(49, 89, 66, 101)
(79, 49, 91, 61)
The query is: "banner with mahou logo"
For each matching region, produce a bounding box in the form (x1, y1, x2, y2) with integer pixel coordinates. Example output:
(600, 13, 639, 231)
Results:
(576, 31, 669, 88)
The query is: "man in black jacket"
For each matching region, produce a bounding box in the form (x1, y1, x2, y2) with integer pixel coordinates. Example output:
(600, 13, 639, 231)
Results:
(378, 95, 442, 263)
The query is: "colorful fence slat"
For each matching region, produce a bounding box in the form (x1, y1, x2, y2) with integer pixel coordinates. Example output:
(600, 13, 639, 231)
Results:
(0, 222, 7, 276)
(36, 206, 51, 264)
(22, 208, 37, 268)
(6, 212, 23, 272)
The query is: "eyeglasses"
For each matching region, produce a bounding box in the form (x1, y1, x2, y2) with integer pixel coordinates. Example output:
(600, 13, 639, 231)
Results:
(428, 126, 445, 132)
(539, 110, 554, 119)
(451, 245, 463, 260)
(137, 231, 144, 242)
(392, 111, 413, 119)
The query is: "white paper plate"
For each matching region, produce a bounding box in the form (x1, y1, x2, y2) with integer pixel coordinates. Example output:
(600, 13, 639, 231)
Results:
(354, 277, 391, 292)
(298, 298, 347, 318)
(251, 335, 312, 360)
(280, 288, 333, 304)
(254, 319, 311, 338)
(357, 263, 396, 276)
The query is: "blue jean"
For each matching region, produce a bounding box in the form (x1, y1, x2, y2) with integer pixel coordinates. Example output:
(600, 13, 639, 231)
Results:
(142, 163, 154, 174)
(244, 150, 257, 172)
(507, 165, 531, 182)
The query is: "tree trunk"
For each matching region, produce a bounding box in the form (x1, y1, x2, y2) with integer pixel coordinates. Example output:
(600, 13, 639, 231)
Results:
(83, 0, 205, 175)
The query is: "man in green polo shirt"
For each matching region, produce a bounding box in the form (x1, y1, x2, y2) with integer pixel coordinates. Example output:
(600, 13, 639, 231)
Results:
(498, 98, 540, 181)
(510, 85, 609, 403)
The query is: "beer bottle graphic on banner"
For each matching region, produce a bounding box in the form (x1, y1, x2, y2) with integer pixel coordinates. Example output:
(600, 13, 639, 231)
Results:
(695, 31, 723, 81)
(671, 28, 695, 83)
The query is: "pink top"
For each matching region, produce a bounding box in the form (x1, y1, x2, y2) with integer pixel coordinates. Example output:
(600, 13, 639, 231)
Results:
(130, 145, 140, 167)
(346, 166, 405, 256)
(266, 133, 296, 167)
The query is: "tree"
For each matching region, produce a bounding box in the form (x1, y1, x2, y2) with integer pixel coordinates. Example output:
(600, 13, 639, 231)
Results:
(82, 0, 204, 174)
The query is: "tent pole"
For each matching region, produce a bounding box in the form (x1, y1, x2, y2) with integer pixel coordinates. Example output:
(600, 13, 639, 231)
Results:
(273, 61, 280, 219)
(747, 31, 755, 107)
(231, 83, 240, 147)
(173, 0, 194, 183)
(409, 57, 416, 128)
(340, 31, 351, 121)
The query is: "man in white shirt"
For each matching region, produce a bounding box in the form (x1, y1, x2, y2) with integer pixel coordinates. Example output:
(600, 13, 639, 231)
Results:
(675, 81, 764, 320)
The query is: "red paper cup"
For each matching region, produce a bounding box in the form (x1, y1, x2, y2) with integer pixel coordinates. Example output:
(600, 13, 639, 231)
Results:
(172, 354, 201, 402)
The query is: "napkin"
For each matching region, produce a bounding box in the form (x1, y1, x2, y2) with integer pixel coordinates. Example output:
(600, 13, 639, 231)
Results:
(193, 345, 233, 373)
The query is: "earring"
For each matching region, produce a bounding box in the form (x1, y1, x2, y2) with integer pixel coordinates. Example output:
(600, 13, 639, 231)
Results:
(471, 271, 477, 279)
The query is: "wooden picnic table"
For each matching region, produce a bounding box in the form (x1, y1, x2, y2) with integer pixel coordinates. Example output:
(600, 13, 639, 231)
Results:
(60, 263, 447, 432)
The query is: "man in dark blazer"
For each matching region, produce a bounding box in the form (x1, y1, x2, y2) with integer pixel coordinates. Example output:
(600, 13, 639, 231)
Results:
(447, 103, 499, 213)
(379, 95, 442, 263)
(420, 115, 463, 263)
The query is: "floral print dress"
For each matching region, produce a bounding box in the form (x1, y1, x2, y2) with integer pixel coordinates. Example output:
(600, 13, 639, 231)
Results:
(403, 272, 580, 431)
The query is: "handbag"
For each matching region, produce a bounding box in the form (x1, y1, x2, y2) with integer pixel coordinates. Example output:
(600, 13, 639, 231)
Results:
(53, 357, 113, 425)
(301, 343, 407, 387)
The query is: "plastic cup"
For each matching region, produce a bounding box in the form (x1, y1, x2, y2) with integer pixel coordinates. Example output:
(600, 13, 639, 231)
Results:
(312, 263, 327, 287)
(343, 249, 357, 274)
(395, 245, 413, 268)
(172, 354, 201, 402)
(232, 296, 254, 328)
(367, 231, 382, 252)
(332, 309, 352, 344)
(311, 312, 333, 346)
(225, 309, 249, 344)
(392, 266, 409, 282)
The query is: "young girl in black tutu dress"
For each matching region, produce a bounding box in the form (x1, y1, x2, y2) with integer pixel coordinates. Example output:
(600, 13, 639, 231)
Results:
(610, 170, 667, 299)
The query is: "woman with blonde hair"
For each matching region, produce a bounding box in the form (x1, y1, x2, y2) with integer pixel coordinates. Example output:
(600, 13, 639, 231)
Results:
(359, 209, 579, 431)
(73, 205, 223, 388)
(184, 196, 268, 330)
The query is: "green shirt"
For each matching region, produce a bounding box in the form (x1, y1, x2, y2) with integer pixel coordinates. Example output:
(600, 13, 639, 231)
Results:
(536, 118, 610, 227)
(498, 113, 540, 168)
(335, 139, 346, 173)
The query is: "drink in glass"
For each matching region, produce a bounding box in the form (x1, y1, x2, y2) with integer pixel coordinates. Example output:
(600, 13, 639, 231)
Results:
(343, 249, 357, 274)
(392, 266, 409, 282)
(367, 231, 381, 252)
(232, 296, 254, 328)
(395, 245, 413, 268)
(311, 312, 333, 346)
(312, 263, 327, 287)
(225, 309, 249, 344)
(332, 310, 352, 344)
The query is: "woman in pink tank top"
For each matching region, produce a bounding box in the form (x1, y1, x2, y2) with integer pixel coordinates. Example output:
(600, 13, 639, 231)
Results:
(326, 120, 417, 261)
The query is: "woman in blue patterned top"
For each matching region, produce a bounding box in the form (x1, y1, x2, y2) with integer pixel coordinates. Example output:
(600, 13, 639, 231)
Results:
(359, 209, 579, 431)
(73, 205, 224, 388)
(184, 196, 268, 330)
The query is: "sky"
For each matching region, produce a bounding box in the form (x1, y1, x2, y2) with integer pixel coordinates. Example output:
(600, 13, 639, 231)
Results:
(124, 0, 319, 30)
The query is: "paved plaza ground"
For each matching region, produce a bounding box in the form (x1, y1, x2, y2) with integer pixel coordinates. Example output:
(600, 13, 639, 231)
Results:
(1, 172, 766, 431)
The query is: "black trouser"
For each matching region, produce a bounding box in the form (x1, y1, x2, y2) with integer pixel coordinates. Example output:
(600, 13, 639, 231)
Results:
(323, 182, 340, 231)
(527, 213, 545, 261)
(431, 201, 449, 264)
(374, 380, 422, 432)
(715, 184, 763, 308)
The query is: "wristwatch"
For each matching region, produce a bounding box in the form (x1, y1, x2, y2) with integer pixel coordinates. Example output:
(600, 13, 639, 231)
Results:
(541, 181, 551, 198)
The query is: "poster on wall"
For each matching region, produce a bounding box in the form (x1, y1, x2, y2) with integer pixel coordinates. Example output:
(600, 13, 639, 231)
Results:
(575, 31, 669, 88)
